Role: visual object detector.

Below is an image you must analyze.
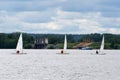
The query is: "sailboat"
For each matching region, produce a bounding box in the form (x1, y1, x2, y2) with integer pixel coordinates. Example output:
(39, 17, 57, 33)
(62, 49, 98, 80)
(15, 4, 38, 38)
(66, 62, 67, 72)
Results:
(16, 33, 26, 54)
(96, 35, 105, 55)
(57, 34, 69, 54)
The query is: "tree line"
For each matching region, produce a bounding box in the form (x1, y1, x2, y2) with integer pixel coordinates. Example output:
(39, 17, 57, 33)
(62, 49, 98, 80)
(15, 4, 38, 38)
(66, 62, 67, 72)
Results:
(0, 32, 120, 49)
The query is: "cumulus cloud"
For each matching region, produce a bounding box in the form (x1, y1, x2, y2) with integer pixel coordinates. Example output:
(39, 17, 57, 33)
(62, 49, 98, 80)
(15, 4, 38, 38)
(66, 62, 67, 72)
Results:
(0, 0, 120, 34)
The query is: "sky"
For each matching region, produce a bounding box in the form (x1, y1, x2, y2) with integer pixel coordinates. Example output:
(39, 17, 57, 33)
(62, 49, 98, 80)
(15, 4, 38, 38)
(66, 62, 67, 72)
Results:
(0, 0, 120, 34)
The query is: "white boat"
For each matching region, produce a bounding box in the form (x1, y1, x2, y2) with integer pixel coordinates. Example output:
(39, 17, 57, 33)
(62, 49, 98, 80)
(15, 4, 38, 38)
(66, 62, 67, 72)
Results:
(57, 34, 69, 54)
(96, 35, 105, 55)
(16, 33, 26, 54)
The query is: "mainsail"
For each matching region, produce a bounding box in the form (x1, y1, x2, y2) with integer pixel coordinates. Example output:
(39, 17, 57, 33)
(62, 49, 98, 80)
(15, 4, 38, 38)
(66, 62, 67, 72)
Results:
(64, 35, 67, 50)
(99, 35, 104, 54)
(16, 33, 23, 53)
(60, 34, 68, 54)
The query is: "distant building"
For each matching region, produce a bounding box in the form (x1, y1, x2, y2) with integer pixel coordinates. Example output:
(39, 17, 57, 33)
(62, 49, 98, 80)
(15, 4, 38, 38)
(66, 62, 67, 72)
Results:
(34, 38, 48, 49)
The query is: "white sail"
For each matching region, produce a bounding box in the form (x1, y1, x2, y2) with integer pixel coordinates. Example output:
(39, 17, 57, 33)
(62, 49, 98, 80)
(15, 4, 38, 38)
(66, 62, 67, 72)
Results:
(99, 35, 104, 54)
(64, 35, 67, 50)
(57, 34, 69, 54)
(16, 33, 23, 53)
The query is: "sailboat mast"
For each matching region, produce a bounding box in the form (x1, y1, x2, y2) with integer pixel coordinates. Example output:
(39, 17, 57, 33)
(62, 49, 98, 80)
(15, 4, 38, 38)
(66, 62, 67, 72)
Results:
(21, 33, 23, 53)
